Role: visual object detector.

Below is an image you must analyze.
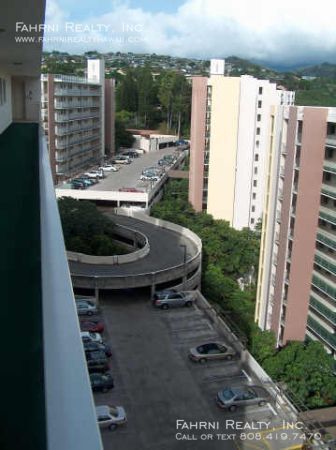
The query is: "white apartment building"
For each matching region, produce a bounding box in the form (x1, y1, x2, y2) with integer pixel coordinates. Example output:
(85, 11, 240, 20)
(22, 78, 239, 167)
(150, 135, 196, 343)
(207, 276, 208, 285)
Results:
(41, 59, 115, 183)
(189, 60, 295, 229)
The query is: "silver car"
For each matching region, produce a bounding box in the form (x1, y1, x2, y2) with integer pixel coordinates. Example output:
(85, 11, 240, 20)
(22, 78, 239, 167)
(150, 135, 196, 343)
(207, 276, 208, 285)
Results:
(153, 290, 196, 309)
(189, 342, 237, 363)
(76, 300, 98, 316)
(216, 385, 271, 411)
(96, 405, 127, 431)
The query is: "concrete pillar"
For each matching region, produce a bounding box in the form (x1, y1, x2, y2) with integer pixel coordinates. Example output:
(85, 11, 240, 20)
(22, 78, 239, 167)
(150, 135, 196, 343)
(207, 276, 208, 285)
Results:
(150, 272, 156, 299)
(95, 287, 99, 305)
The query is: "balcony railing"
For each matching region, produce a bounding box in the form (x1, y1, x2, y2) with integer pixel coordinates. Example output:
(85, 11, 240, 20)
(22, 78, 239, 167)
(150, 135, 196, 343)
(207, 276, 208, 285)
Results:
(312, 271, 336, 301)
(54, 112, 100, 122)
(307, 316, 336, 349)
(321, 183, 336, 200)
(54, 89, 100, 97)
(323, 160, 336, 175)
(319, 205, 336, 226)
(310, 295, 336, 326)
(316, 229, 336, 251)
(314, 251, 336, 276)
(326, 135, 336, 148)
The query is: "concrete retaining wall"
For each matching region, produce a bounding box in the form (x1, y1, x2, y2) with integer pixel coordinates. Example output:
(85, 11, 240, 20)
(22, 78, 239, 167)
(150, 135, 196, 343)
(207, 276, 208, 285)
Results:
(67, 224, 149, 265)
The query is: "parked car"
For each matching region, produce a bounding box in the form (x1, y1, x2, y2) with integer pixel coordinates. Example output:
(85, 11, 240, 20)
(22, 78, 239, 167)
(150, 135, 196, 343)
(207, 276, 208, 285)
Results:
(72, 178, 92, 187)
(76, 300, 98, 316)
(84, 341, 112, 357)
(158, 158, 170, 166)
(140, 174, 159, 181)
(81, 331, 103, 344)
(80, 174, 99, 184)
(71, 180, 86, 189)
(86, 350, 109, 372)
(152, 290, 196, 309)
(95, 405, 127, 431)
(85, 170, 104, 179)
(122, 150, 139, 158)
(216, 385, 271, 411)
(189, 342, 237, 363)
(99, 165, 119, 172)
(80, 319, 104, 333)
(90, 372, 114, 392)
(75, 177, 95, 186)
(112, 156, 131, 164)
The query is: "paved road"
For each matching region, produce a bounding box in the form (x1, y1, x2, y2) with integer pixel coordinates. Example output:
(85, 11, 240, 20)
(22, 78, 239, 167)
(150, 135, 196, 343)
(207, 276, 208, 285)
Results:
(69, 213, 198, 276)
(89, 147, 180, 192)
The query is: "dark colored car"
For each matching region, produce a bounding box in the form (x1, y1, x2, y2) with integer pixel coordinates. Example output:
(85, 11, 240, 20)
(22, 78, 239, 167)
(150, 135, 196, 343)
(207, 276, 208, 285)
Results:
(122, 150, 139, 158)
(80, 320, 104, 333)
(90, 372, 114, 392)
(71, 180, 86, 189)
(86, 350, 109, 372)
(84, 341, 112, 357)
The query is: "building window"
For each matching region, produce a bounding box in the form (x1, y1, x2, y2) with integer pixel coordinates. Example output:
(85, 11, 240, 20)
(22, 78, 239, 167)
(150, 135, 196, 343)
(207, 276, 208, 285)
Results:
(251, 218, 255, 224)
(257, 114, 261, 122)
(253, 180, 257, 187)
(258, 100, 262, 108)
(254, 167, 258, 175)
(256, 128, 261, 135)
(259, 87, 263, 95)
(255, 154, 259, 161)
(252, 193, 256, 200)
(251, 206, 255, 212)
(256, 140, 260, 148)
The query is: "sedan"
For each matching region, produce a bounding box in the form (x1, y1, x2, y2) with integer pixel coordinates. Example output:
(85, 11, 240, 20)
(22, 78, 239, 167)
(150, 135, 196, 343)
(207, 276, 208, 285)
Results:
(153, 290, 196, 309)
(84, 341, 112, 357)
(80, 320, 104, 333)
(76, 301, 98, 316)
(86, 350, 109, 372)
(90, 372, 114, 392)
(216, 385, 271, 412)
(81, 331, 103, 344)
(189, 342, 237, 363)
(99, 165, 119, 172)
(96, 405, 127, 431)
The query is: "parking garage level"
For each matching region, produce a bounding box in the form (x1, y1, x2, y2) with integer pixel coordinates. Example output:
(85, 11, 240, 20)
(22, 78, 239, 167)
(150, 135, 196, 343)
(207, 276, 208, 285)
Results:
(93, 291, 301, 450)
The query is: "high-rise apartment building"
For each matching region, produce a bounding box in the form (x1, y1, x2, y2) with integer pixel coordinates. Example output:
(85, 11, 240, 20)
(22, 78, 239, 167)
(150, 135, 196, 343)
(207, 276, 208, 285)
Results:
(188, 60, 295, 229)
(256, 105, 336, 357)
(1, 1, 103, 449)
(41, 60, 115, 183)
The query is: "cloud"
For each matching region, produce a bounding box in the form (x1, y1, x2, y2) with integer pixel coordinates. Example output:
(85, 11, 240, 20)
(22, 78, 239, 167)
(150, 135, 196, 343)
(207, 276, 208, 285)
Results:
(43, 0, 336, 65)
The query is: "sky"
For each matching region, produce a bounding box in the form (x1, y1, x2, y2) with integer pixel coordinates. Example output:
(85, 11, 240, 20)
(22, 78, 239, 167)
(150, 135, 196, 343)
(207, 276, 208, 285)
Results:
(43, 0, 336, 67)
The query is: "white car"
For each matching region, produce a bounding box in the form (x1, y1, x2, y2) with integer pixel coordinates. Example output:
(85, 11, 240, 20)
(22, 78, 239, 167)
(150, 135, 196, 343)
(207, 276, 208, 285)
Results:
(96, 405, 127, 431)
(80, 331, 103, 344)
(76, 300, 98, 316)
(85, 170, 104, 179)
(99, 165, 119, 172)
(140, 174, 159, 182)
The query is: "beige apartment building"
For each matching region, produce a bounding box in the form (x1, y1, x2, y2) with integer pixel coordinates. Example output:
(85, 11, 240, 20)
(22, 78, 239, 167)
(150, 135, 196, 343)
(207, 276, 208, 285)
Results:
(41, 59, 115, 183)
(188, 59, 294, 229)
(256, 105, 336, 357)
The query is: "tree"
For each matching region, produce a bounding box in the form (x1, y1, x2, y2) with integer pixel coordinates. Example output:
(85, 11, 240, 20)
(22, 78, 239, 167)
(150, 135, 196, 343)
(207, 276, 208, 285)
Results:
(249, 326, 277, 363)
(115, 118, 135, 150)
(263, 341, 336, 408)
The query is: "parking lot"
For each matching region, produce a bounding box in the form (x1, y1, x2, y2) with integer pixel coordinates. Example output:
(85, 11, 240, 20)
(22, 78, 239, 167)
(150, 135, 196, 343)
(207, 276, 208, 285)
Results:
(89, 146, 181, 192)
(90, 292, 302, 450)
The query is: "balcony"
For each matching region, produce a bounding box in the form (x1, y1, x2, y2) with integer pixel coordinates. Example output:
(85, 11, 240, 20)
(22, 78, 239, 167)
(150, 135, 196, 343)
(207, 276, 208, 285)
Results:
(326, 135, 336, 148)
(55, 123, 100, 136)
(315, 250, 336, 276)
(310, 294, 336, 326)
(54, 88, 100, 97)
(54, 101, 100, 109)
(0, 122, 102, 450)
(54, 112, 100, 122)
(312, 270, 336, 301)
(316, 228, 336, 251)
(307, 317, 336, 350)
(319, 205, 336, 226)
(323, 160, 336, 175)
(321, 183, 336, 200)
